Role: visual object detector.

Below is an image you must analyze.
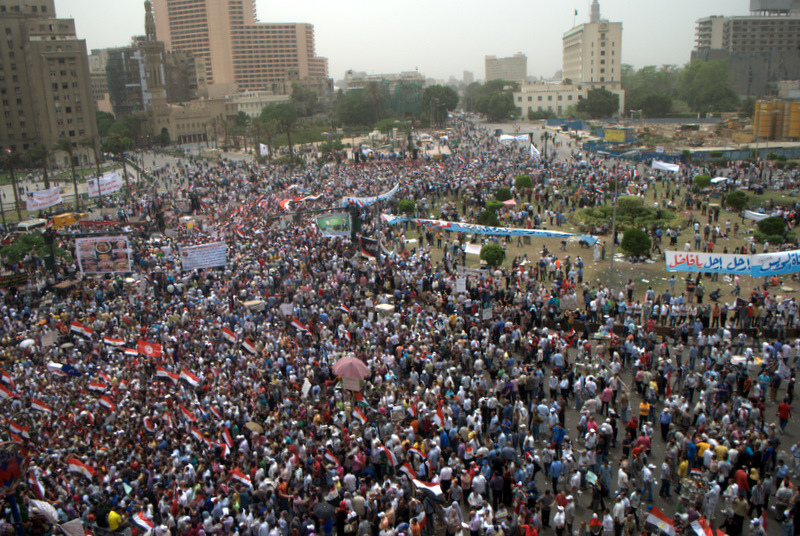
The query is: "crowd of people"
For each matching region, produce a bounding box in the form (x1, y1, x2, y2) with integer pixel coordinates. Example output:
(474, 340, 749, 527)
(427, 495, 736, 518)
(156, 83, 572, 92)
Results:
(1, 119, 800, 536)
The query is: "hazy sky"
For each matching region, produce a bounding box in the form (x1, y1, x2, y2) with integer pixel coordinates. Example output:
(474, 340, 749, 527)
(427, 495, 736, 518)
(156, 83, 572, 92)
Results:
(55, 0, 750, 82)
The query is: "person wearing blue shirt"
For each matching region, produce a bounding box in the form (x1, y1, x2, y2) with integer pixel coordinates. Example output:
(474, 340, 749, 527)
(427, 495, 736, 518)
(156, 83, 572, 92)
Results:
(549, 459, 563, 492)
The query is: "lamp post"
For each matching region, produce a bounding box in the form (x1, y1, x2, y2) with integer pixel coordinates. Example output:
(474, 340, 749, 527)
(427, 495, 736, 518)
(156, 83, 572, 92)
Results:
(608, 175, 620, 276)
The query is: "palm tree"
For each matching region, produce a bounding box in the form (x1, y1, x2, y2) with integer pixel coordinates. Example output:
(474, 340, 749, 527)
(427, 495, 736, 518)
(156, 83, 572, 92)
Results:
(27, 143, 52, 190)
(3, 149, 23, 221)
(81, 136, 103, 207)
(53, 138, 80, 211)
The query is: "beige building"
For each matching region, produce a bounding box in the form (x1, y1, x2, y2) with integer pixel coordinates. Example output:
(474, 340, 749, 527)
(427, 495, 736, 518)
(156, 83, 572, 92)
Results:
(484, 53, 527, 84)
(562, 0, 622, 88)
(152, 0, 328, 98)
(514, 83, 625, 117)
(0, 0, 98, 166)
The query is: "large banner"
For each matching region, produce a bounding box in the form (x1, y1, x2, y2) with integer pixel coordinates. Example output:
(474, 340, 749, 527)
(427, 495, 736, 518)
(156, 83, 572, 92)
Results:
(87, 172, 123, 198)
(652, 160, 680, 172)
(75, 236, 131, 275)
(743, 210, 772, 222)
(316, 213, 351, 237)
(341, 184, 400, 208)
(25, 187, 62, 211)
(179, 242, 227, 271)
(381, 214, 598, 246)
(666, 249, 800, 277)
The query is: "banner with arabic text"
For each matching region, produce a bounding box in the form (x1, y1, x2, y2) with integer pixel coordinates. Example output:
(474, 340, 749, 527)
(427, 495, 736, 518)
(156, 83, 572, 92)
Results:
(665, 250, 800, 277)
(25, 187, 62, 211)
(341, 184, 400, 208)
(87, 172, 123, 198)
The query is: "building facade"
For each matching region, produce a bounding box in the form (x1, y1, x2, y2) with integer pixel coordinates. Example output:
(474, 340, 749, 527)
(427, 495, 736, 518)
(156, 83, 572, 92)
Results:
(152, 0, 328, 98)
(484, 53, 527, 84)
(562, 0, 622, 88)
(0, 0, 98, 165)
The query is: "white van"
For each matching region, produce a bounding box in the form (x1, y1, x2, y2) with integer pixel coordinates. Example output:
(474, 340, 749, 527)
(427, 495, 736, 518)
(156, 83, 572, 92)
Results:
(15, 218, 48, 232)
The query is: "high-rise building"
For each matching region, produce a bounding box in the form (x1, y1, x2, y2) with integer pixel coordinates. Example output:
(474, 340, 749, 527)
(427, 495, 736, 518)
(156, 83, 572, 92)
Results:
(484, 53, 527, 84)
(562, 0, 622, 88)
(692, 3, 800, 95)
(152, 0, 328, 98)
(0, 0, 98, 164)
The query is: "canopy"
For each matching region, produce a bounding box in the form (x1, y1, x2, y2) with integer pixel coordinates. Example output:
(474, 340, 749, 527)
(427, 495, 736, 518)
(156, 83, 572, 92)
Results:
(332, 355, 370, 380)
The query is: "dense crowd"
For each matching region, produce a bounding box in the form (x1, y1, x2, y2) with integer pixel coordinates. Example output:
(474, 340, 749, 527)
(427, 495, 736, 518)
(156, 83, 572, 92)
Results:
(1, 120, 800, 536)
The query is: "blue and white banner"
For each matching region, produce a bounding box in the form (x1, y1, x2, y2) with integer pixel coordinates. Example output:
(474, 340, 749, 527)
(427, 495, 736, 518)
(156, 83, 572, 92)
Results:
(665, 249, 800, 277)
(381, 214, 598, 246)
(341, 184, 400, 208)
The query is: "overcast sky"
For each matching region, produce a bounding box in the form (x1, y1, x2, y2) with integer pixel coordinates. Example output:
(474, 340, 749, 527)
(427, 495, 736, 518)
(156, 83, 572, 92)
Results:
(55, 0, 750, 82)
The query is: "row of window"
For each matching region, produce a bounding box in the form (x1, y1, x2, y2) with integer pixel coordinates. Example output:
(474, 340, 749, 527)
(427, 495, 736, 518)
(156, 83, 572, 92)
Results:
(0, 4, 48, 13)
(518, 94, 581, 102)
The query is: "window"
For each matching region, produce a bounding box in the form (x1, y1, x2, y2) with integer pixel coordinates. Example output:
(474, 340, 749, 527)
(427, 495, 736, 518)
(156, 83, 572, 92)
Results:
(547, 95, 553, 101)
(538, 96, 542, 101)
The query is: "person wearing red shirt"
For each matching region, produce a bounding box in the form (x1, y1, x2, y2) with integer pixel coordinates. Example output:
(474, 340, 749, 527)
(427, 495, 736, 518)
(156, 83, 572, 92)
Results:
(778, 398, 792, 433)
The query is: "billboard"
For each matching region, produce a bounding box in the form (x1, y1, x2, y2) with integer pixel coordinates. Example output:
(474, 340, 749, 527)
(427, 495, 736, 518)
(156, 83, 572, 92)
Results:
(316, 213, 351, 237)
(604, 129, 626, 143)
(179, 242, 227, 271)
(75, 236, 132, 274)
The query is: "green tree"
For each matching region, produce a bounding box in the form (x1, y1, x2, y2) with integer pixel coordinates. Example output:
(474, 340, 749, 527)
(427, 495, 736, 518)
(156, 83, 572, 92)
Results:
(617, 195, 644, 216)
(495, 188, 512, 202)
(96, 111, 116, 138)
(577, 88, 619, 118)
(480, 243, 506, 267)
(757, 216, 786, 236)
(53, 138, 80, 211)
(262, 103, 298, 159)
(2, 150, 23, 220)
(477, 210, 501, 227)
(626, 92, 672, 117)
(693, 174, 712, 190)
(679, 59, 739, 114)
(528, 109, 556, 120)
(422, 85, 459, 126)
(364, 81, 388, 124)
(397, 199, 416, 216)
(375, 118, 401, 134)
(620, 228, 651, 257)
(515, 174, 533, 190)
(290, 83, 319, 117)
(726, 190, 749, 211)
(334, 91, 372, 126)
(485, 200, 504, 214)
(26, 143, 52, 189)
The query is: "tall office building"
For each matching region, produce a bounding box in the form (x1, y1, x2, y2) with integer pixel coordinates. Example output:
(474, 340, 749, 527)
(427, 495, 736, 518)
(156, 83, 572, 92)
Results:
(484, 53, 527, 84)
(692, 0, 800, 95)
(0, 0, 97, 164)
(152, 0, 327, 97)
(562, 0, 622, 88)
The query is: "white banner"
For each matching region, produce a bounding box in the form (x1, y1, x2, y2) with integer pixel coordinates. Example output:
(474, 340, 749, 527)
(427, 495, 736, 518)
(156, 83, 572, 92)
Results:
(651, 160, 680, 172)
(179, 242, 227, 271)
(259, 143, 269, 156)
(25, 187, 62, 211)
(341, 184, 400, 208)
(87, 172, 123, 198)
(743, 210, 771, 222)
(75, 236, 131, 275)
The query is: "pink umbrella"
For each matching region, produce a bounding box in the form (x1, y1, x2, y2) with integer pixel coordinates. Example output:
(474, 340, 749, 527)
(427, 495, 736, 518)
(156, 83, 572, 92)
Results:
(332, 355, 370, 379)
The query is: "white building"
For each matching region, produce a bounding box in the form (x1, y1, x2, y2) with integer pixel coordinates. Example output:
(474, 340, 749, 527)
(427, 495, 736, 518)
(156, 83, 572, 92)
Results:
(562, 0, 622, 88)
(485, 53, 527, 84)
(514, 83, 624, 117)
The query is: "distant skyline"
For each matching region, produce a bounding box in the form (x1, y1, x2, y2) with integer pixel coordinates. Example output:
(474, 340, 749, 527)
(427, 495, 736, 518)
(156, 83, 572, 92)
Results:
(55, 0, 751, 82)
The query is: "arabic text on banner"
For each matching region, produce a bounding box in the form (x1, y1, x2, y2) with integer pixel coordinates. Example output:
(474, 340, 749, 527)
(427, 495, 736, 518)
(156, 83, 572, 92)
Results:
(25, 187, 62, 211)
(179, 242, 227, 271)
(87, 172, 123, 198)
(341, 184, 400, 207)
(75, 236, 132, 275)
(665, 250, 800, 277)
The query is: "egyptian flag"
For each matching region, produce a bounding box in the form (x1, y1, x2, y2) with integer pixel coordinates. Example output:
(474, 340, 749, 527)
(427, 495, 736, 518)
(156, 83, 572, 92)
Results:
(88, 381, 107, 392)
(132, 512, 155, 532)
(99, 395, 115, 411)
(689, 517, 727, 536)
(180, 367, 200, 388)
(380, 444, 398, 466)
(221, 327, 237, 343)
(352, 407, 367, 425)
(407, 447, 427, 459)
(98, 372, 112, 384)
(103, 336, 125, 347)
(143, 417, 156, 433)
(290, 317, 308, 333)
(136, 340, 162, 359)
(216, 441, 230, 459)
(190, 427, 204, 442)
(411, 479, 443, 500)
(242, 339, 257, 355)
(124, 348, 138, 357)
(222, 427, 234, 448)
(28, 472, 45, 500)
(179, 404, 197, 422)
(31, 399, 52, 413)
(457, 154, 468, 164)
(9, 421, 29, 439)
(645, 507, 676, 536)
(70, 321, 92, 338)
(1, 370, 14, 389)
(433, 407, 444, 427)
(209, 406, 223, 421)
(324, 449, 340, 467)
(66, 458, 96, 481)
(231, 468, 252, 488)
(399, 462, 417, 480)
(0, 384, 15, 399)
(413, 511, 427, 530)
(156, 366, 171, 380)
(340, 304, 351, 315)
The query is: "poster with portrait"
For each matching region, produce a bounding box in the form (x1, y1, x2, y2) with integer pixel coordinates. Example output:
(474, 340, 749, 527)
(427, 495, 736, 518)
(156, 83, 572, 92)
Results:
(75, 236, 131, 274)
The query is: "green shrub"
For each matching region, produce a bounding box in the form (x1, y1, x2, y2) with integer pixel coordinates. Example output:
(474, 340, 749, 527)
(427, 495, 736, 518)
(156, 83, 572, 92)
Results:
(767, 152, 778, 160)
(620, 228, 651, 257)
(757, 216, 786, 236)
(693, 174, 711, 189)
(480, 243, 506, 267)
(709, 151, 723, 158)
(495, 188, 512, 202)
(485, 200, 504, 214)
(726, 190, 749, 212)
(397, 199, 416, 216)
(514, 174, 533, 190)
(477, 210, 501, 227)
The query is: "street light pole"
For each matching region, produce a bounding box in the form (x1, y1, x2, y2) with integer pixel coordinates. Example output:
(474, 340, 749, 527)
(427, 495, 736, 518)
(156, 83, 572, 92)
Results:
(609, 175, 620, 276)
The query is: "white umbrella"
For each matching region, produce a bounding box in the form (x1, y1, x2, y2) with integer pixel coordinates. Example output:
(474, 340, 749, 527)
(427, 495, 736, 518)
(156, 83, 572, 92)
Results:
(19, 339, 35, 349)
(30, 500, 58, 524)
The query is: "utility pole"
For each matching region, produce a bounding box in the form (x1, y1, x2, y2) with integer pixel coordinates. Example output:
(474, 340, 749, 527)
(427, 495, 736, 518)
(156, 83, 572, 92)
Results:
(609, 175, 619, 276)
